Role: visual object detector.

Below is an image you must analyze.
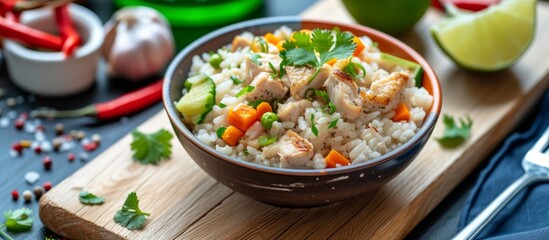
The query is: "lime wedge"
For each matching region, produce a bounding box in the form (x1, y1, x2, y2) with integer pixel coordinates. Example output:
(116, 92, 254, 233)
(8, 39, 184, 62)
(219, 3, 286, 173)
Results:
(431, 0, 536, 71)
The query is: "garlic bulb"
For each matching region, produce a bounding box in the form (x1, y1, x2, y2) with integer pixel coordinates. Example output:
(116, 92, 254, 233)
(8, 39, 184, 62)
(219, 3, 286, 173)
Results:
(102, 7, 175, 81)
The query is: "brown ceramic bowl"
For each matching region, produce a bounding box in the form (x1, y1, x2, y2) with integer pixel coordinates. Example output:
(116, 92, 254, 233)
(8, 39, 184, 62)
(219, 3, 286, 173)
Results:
(163, 17, 442, 207)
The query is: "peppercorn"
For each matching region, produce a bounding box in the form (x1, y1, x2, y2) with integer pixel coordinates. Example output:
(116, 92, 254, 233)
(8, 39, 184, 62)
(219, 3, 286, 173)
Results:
(52, 138, 63, 152)
(11, 190, 19, 201)
(43, 156, 52, 170)
(6, 97, 16, 107)
(23, 190, 32, 203)
(20, 140, 32, 148)
(33, 186, 44, 199)
(34, 146, 43, 154)
(54, 123, 64, 136)
(67, 153, 75, 162)
(43, 181, 52, 191)
(12, 142, 23, 153)
(14, 118, 25, 130)
(91, 133, 101, 145)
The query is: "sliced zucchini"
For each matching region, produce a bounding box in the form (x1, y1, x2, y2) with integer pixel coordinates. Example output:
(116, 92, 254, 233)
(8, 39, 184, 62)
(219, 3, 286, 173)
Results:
(176, 77, 216, 124)
(380, 52, 423, 88)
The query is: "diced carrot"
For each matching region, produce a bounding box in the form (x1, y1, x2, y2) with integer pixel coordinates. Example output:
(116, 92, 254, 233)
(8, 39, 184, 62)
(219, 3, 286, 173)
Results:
(222, 126, 244, 146)
(353, 36, 365, 56)
(392, 103, 410, 122)
(255, 102, 273, 119)
(325, 150, 351, 168)
(264, 32, 281, 45)
(227, 103, 258, 131)
(326, 58, 337, 66)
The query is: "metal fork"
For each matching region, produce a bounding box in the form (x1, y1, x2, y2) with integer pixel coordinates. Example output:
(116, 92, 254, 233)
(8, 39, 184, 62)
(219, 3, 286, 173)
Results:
(453, 124, 549, 240)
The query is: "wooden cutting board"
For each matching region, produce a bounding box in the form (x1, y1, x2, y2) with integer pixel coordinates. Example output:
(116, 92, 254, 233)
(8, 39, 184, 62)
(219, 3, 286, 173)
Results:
(39, 0, 549, 239)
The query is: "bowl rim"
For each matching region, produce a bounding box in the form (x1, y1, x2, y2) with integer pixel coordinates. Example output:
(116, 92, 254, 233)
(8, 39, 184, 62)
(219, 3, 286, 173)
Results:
(163, 16, 442, 176)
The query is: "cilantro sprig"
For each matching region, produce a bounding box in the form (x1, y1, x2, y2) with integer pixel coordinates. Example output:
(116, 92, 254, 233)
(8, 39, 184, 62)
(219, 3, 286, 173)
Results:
(1, 208, 33, 240)
(436, 114, 473, 148)
(79, 191, 105, 205)
(131, 129, 173, 165)
(114, 192, 150, 230)
(280, 28, 356, 84)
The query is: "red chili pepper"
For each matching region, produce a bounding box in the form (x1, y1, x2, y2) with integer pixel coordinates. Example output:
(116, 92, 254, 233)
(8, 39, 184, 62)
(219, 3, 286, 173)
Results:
(31, 79, 164, 121)
(54, 4, 81, 57)
(0, 16, 64, 51)
(432, 0, 500, 12)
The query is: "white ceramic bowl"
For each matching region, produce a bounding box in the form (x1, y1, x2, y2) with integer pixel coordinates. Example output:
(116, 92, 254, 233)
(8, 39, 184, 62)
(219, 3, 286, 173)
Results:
(3, 4, 104, 97)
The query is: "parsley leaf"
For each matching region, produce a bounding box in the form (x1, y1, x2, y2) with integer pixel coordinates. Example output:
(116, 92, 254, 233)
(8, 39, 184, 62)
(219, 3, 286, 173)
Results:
(0, 207, 33, 240)
(79, 191, 105, 205)
(131, 129, 173, 164)
(310, 114, 318, 137)
(328, 118, 339, 129)
(236, 86, 255, 98)
(281, 29, 356, 84)
(230, 75, 244, 85)
(436, 114, 473, 148)
(114, 192, 150, 230)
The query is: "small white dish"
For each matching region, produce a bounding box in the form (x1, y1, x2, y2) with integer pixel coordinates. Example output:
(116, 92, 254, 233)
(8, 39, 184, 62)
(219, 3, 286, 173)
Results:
(3, 4, 104, 97)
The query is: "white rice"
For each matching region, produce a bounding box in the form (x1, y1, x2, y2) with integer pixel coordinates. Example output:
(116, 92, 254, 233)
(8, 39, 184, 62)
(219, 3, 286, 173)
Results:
(184, 27, 434, 169)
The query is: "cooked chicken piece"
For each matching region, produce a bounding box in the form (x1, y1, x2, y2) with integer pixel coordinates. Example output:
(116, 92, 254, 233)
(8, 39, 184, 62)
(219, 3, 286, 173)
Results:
(282, 64, 331, 99)
(241, 53, 283, 84)
(277, 98, 312, 122)
(231, 35, 252, 52)
(245, 72, 288, 101)
(360, 72, 408, 113)
(274, 130, 314, 168)
(324, 69, 362, 120)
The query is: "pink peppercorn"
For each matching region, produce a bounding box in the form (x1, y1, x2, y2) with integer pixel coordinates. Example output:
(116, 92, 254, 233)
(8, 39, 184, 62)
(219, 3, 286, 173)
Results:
(43, 182, 52, 191)
(43, 156, 52, 170)
(36, 125, 45, 132)
(14, 118, 24, 130)
(83, 142, 98, 152)
(11, 190, 19, 201)
(12, 142, 23, 153)
(67, 153, 75, 162)
(34, 146, 43, 154)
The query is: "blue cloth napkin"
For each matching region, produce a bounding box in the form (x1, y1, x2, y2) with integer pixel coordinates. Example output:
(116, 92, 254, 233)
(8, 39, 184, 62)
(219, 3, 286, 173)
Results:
(458, 89, 549, 240)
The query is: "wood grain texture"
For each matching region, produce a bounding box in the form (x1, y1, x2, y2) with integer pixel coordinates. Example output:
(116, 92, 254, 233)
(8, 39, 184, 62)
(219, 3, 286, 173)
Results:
(40, 0, 549, 239)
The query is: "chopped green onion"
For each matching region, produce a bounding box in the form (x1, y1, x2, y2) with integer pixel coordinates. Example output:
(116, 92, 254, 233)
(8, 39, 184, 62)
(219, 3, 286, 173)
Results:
(216, 127, 227, 138)
(278, 57, 286, 78)
(218, 102, 227, 108)
(268, 62, 278, 78)
(328, 118, 339, 129)
(324, 102, 336, 114)
(344, 62, 366, 79)
(311, 114, 318, 136)
(236, 86, 255, 98)
(230, 75, 244, 85)
(258, 135, 278, 147)
(243, 148, 249, 155)
(255, 37, 268, 53)
(250, 54, 262, 66)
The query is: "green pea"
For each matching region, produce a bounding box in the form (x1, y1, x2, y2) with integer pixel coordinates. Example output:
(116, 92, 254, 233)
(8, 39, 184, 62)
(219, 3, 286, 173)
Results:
(209, 53, 223, 69)
(261, 112, 278, 129)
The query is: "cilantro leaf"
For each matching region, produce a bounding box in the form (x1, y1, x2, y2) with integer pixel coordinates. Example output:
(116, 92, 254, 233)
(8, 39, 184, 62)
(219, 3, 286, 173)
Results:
(114, 192, 150, 230)
(2, 208, 33, 233)
(436, 114, 473, 148)
(281, 29, 356, 84)
(131, 129, 173, 164)
(79, 191, 105, 205)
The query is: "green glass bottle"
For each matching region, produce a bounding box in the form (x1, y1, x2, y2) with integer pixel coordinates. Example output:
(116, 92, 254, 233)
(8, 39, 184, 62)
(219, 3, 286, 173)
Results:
(114, 0, 263, 27)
